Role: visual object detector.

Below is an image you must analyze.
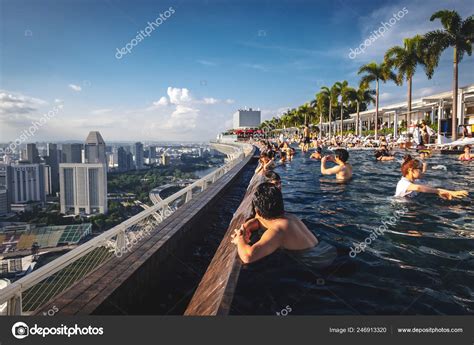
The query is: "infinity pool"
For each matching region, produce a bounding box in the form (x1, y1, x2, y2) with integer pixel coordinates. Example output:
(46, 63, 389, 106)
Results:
(230, 148, 474, 315)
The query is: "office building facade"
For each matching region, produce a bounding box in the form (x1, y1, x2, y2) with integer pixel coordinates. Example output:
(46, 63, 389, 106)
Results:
(59, 163, 108, 215)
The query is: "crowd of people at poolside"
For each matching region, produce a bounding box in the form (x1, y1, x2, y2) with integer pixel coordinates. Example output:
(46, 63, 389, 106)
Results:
(231, 125, 471, 264)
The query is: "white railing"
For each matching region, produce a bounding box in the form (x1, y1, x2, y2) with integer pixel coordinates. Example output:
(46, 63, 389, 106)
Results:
(0, 142, 252, 315)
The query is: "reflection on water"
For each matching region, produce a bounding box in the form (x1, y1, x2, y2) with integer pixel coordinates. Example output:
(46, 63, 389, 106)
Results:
(231, 150, 474, 315)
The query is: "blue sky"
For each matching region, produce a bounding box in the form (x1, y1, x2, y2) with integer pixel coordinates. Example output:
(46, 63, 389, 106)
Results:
(1, 0, 473, 142)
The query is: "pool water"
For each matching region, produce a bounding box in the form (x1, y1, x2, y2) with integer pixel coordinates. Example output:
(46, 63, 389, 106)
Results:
(230, 149, 474, 315)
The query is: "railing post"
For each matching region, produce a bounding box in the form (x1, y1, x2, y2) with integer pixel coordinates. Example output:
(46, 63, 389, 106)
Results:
(116, 229, 126, 252)
(7, 292, 22, 315)
(185, 190, 193, 203)
(201, 180, 207, 191)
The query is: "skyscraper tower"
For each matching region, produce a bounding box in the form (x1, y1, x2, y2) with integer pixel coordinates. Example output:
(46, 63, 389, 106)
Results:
(84, 131, 106, 164)
(26, 143, 40, 164)
(133, 142, 144, 170)
(46, 143, 60, 194)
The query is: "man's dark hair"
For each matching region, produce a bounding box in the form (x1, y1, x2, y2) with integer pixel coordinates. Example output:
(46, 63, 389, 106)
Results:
(316, 147, 322, 153)
(334, 148, 349, 163)
(264, 170, 281, 182)
(253, 183, 284, 219)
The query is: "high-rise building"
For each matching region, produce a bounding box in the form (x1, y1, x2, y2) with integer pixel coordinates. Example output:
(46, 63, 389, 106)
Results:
(61, 143, 83, 163)
(10, 163, 46, 204)
(133, 142, 144, 170)
(0, 188, 9, 216)
(46, 143, 60, 194)
(233, 108, 261, 129)
(26, 143, 40, 163)
(0, 164, 12, 211)
(59, 163, 108, 215)
(84, 131, 107, 164)
(161, 153, 170, 166)
(148, 146, 157, 159)
(117, 147, 133, 171)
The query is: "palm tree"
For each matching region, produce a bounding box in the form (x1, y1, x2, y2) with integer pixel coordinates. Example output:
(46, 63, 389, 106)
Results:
(384, 35, 428, 126)
(320, 86, 334, 139)
(423, 10, 474, 140)
(334, 81, 354, 136)
(315, 91, 330, 138)
(358, 61, 398, 139)
(349, 83, 376, 136)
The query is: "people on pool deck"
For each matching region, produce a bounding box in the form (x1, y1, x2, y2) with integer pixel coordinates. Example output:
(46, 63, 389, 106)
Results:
(374, 145, 395, 161)
(458, 145, 473, 161)
(230, 183, 318, 264)
(321, 149, 353, 181)
(395, 155, 468, 199)
(255, 151, 275, 175)
(310, 147, 322, 160)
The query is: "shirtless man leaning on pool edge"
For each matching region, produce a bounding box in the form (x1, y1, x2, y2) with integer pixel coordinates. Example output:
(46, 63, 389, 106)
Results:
(231, 183, 318, 264)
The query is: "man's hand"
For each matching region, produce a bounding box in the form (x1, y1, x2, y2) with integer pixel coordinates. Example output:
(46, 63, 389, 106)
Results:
(231, 228, 244, 245)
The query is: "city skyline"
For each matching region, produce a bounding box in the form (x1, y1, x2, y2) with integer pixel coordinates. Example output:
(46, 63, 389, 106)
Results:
(1, 0, 473, 143)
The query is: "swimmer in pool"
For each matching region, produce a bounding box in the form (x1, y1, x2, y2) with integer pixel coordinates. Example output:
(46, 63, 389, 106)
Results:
(321, 148, 353, 181)
(231, 183, 318, 264)
(374, 144, 394, 161)
(310, 147, 322, 160)
(458, 145, 473, 161)
(264, 170, 281, 189)
(395, 155, 468, 199)
(418, 150, 431, 173)
(255, 151, 275, 175)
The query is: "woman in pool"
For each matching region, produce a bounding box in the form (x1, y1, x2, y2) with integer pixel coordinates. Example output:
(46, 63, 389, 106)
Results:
(458, 145, 473, 161)
(255, 151, 275, 175)
(395, 155, 468, 199)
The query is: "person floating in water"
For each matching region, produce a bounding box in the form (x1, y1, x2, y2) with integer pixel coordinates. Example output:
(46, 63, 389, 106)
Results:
(395, 155, 468, 199)
(310, 147, 322, 160)
(374, 144, 395, 161)
(231, 183, 318, 264)
(321, 148, 353, 181)
(458, 145, 473, 161)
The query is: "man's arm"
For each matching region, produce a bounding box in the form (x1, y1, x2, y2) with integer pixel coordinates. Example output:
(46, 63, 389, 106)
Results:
(231, 227, 282, 264)
(321, 156, 343, 175)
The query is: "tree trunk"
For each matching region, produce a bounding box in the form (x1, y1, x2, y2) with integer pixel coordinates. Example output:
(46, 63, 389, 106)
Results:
(375, 79, 379, 139)
(319, 113, 323, 139)
(340, 102, 343, 136)
(452, 46, 458, 140)
(407, 76, 412, 126)
(356, 101, 360, 136)
(328, 102, 332, 139)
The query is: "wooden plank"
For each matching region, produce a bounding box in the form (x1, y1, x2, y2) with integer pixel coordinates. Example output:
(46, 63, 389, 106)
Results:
(185, 170, 262, 315)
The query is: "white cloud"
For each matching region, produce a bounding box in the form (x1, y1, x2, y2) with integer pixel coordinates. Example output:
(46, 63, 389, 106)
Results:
(68, 84, 82, 92)
(225, 99, 235, 104)
(167, 87, 192, 104)
(0, 91, 48, 115)
(54, 98, 63, 104)
(203, 97, 219, 104)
